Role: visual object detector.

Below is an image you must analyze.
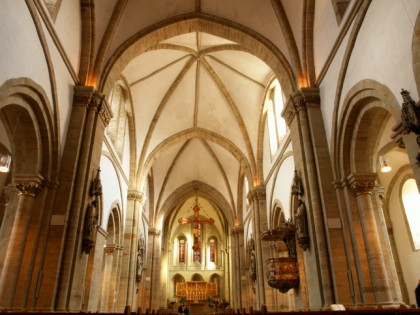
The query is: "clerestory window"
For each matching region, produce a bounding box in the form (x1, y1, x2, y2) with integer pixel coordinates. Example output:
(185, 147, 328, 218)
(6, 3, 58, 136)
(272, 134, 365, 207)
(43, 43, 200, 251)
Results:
(265, 79, 287, 158)
(107, 83, 128, 161)
(401, 178, 420, 250)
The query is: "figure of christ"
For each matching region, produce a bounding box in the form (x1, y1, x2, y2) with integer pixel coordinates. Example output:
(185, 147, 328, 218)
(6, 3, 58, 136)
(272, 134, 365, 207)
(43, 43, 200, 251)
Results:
(178, 203, 214, 254)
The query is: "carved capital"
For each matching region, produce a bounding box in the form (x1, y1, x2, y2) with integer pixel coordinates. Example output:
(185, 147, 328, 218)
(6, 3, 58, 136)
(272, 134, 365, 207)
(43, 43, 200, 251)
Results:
(283, 88, 320, 126)
(104, 244, 118, 255)
(231, 225, 244, 235)
(73, 85, 95, 108)
(14, 176, 43, 197)
(248, 186, 266, 202)
(97, 99, 113, 127)
(301, 88, 321, 107)
(148, 228, 161, 236)
(127, 190, 146, 204)
(348, 173, 376, 196)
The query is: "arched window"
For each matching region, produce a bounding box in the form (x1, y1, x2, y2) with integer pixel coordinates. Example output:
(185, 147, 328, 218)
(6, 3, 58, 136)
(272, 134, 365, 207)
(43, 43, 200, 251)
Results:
(244, 176, 250, 209)
(265, 79, 287, 157)
(402, 178, 420, 250)
(107, 83, 128, 161)
(178, 237, 187, 263)
(209, 238, 217, 263)
(193, 245, 201, 263)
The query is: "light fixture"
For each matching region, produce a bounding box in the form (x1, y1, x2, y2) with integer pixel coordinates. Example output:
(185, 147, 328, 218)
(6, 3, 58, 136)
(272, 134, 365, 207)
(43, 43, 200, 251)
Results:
(379, 155, 392, 173)
(0, 154, 12, 172)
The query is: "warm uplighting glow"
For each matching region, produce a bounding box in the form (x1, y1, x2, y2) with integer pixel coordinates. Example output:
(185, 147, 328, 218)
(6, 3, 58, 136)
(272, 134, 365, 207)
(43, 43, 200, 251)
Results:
(0, 154, 11, 172)
(402, 178, 420, 250)
(379, 155, 392, 173)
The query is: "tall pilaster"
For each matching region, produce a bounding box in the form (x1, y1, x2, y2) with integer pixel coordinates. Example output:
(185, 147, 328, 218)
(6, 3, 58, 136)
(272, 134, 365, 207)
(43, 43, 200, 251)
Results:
(51, 86, 112, 311)
(143, 228, 161, 311)
(119, 190, 145, 311)
(348, 174, 392, 304)
(0, 178, 42, 308)
(248, 186, 270, 309)
(373, 187, 402, 304)
(231, 226, 244, 309)
(100, 246, 116, 312)
(283, 88, 336, 308)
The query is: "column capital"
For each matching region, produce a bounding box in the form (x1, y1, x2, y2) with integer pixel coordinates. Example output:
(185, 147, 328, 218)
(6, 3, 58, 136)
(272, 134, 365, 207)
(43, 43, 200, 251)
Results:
(284, 88, 320, 126)
(347, 173, 377, 196)
(231, 226, 244, 235)
(73, 85, 95, 107)
(73, 85, 113, 126)
(148, 228, 161, 236)
(247, 185, 266, 202)
(127, 190, 146, 204)
(13, 175, 44, 197)
(104, 244, 118, 255)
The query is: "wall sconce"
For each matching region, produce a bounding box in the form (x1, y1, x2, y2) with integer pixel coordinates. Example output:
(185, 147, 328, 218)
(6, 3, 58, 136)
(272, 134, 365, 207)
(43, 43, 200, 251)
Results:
(379, 155, 392, 173)
(0, 154, 11, 173)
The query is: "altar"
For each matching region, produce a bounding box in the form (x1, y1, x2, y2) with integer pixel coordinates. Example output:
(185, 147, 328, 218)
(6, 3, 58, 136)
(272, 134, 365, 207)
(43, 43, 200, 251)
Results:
(176, 281, 217, 301)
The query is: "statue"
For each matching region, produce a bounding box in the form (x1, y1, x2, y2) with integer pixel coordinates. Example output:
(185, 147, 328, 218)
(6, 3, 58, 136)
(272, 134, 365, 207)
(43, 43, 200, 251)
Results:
(295, 199, 309, 251)
(291, 169, 304, 196)
(401, 89, 420, 134)
(82, 169, 103, 254)
(136, 235, 145, 282)
(83, 200, 98, 254)
(248, 236, 257, 292)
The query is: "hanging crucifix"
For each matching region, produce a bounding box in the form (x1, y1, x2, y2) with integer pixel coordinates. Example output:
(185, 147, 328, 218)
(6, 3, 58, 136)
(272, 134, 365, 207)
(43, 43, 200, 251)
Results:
(178, 193, 214, 261)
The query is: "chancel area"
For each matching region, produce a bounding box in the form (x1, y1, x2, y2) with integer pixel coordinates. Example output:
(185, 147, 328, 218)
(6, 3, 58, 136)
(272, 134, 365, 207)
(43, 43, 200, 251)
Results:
(0, 0, 420, 314)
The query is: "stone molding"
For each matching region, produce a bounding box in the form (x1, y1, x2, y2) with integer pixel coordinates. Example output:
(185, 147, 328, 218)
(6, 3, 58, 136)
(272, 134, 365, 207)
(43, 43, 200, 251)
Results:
(347, 173, 376, 196)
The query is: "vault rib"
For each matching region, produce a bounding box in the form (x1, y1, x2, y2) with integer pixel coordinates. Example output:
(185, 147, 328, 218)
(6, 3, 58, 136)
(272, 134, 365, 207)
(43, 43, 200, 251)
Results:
(199, 57, 257, 178)
(136, 56, 196, 186)
(130, 54, 191, 86)
(200, 139, 236, 215)
(205, 55, 266, 89)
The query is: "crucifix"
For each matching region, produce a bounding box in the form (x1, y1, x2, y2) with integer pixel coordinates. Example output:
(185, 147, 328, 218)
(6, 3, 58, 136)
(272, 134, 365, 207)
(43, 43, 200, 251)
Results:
(178, 194, 214, 255)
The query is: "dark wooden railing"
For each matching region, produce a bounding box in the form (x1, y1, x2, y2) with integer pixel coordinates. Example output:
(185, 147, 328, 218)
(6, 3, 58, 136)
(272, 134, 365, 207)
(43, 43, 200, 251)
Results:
(1, 305, 419, 315)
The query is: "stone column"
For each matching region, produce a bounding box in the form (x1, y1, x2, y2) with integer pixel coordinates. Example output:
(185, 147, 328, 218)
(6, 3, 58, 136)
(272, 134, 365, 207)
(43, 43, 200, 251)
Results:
(284, 88, 335, 308)
(0, 178, 42, 308)
(119, 190, 144, 311)
(348, 174, 392, 304)
(248, 186, 270, 309)
(143, 228, 161, 311)
(373, 187, 402, 304)
(100, 246, 116, 312)
(53, 86, 112, 311)
(231, 226, 244, 310)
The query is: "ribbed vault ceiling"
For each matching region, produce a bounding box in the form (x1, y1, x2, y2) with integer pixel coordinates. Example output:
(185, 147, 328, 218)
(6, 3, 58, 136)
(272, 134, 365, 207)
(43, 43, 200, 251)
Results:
(90, 0, 322, 225)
